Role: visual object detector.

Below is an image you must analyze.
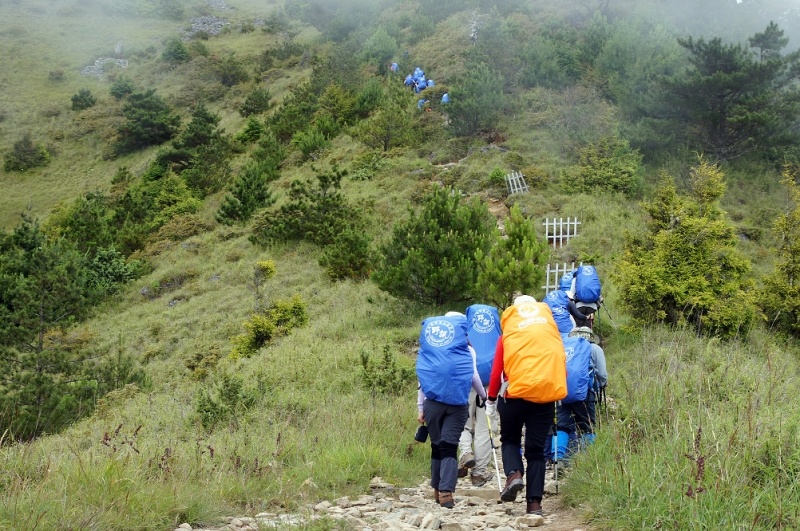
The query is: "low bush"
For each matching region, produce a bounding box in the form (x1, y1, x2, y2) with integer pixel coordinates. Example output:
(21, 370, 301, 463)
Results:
(359, 345, 414, 395)
(239, 87, 272, 117)
(71, 88, 97, 111)
(229, 295, 308, 358)
(3, 133, 50, 172)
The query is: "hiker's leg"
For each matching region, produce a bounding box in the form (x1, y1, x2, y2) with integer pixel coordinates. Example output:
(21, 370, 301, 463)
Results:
(424, 399, 447, 489)
(430, 442, 441, 489)
(458, 389, 477, 462)
(498, 398, 525, 476)
(523, 401, 553, 502)
(438, 403, 469, 493)
(471, 394, 492, 476)
(556, 402, 577, 460)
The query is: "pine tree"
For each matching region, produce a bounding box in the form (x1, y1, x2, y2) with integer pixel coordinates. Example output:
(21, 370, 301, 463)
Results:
(372, 186, 496, 304)
(474, 204, 550, 309)
(662, 24, 800, 160)
(216, 160, 277, 225)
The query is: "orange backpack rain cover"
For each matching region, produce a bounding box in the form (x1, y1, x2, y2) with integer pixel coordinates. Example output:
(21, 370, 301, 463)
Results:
(501, 301, 567, 403)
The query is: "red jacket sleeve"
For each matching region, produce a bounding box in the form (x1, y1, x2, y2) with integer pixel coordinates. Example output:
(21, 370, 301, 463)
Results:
(487, 336, 504, 400)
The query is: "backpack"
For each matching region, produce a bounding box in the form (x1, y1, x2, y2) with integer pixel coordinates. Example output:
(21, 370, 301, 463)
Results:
(416, 314, 474, 406)
(574, 265, 601, 303)
(561, 335, 593, 404)
(500, 302, 567, 403)
(559, 271, 576, 292)
(466, 304, 502, 385)
(544, 290, 574, 335)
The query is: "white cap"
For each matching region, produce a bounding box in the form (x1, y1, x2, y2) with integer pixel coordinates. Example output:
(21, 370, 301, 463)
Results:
(444, 311, 465, 317)
(513, 295, 536, 305)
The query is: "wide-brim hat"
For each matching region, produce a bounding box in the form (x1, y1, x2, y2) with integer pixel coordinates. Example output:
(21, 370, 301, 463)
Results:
(568, 326, 599, 344)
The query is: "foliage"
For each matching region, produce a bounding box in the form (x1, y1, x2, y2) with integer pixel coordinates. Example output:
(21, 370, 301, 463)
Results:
(661, 24, 800, 161)
(562, 136, 642, 196)
(213, 53, 250, 87)
(269, 84, 319, 141)
(161, 38, 190, 64)
(239, 87, 272, 117)
(109, 76, 137, 100)
(71, 88, 96, 111)
(362, 27, 397, 73)
(3, 133, 50, 172)
(319, 225, 373, 281)
(474, 204, 549, 309)
(447, 62, 506, 136)
(252, 129, 286, 167)
(196, 373, 257, 430)
(359, 345, 414, 395)
(353, 83, 416, 152)
(0, 216, 142, 440)
(87, 247, 139, 294)
(229, 295, 308, 359)
(45, 192, 116, 257)
(373, 186, 496, 305)
(613, 159, 755, 338)
(760, 164, 800, 336)
(216, 160, 278, 225)
(173, 103, 225, 151)
(234, 116, 265, 144)
(116, 89, 181, 153)
(291, 127, 329, 160)
(251, 165, 356, 246)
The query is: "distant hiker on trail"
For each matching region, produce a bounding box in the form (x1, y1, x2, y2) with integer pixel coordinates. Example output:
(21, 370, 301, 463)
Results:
(486, 296, 567, 516)
(417, 311, 488, 509)
(555, 326, 608, 462)
(568, 265, 603, 328)
(458, 304, 502, 487)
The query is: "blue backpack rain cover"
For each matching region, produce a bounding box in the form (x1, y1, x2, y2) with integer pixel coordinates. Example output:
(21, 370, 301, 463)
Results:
(574, 265, 601, 303)
(544, 290, 574, 335)
(466, 304, 501, 384)
(559, 271, 575, 292)
(417, 315, 473, 406)
(562, 335, 593, 404)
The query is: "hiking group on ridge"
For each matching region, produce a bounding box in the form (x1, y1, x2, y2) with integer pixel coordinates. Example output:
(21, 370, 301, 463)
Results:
(415, 267, 608, 516)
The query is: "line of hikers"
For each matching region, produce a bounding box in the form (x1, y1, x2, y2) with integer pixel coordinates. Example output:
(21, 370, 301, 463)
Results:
(415, 266, 608, 515)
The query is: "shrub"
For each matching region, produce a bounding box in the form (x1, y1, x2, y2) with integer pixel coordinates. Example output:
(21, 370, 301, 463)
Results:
(319, 226, 373, 281)
(48, 69, 65, 81)
(3, 133, 50, 172)
(116, 89, 181, 153)
(87, 246, 139, 294)
(213, 54, 249, 86)
(612, 159, 755, 338)
(372, 186, 496, 304)
(161, 38, 190, 64)
(239, 87, 272, 117)
(447, 62, 506, 136)
(250, 165, 355, 246)
(760, 164, 800, 336)
(291, 127, 328, 160)
(229, 295, 308, 358)
(216, 159, 278, 225)
(474, 204, 550, 309)
(196, 373, 257, 430)
(109, 76, 137, 99)
(359, 345, 414, 395)
(71, 88, 96, 111)
(562, 136, 642, 196)
(234, 116, 265, 143)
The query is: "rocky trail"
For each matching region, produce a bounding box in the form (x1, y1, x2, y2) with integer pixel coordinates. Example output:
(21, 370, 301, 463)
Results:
(171, 472, 596, 531)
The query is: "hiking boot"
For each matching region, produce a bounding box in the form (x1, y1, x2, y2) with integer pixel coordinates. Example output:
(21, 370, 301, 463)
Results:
(500, 471, 524, 502)
(433, 488, 440, 504)
(526, 501, 543, 516)
(471, 471, 493, 487)
(439, 491, 454, 509)
(458, 452, 475, 478)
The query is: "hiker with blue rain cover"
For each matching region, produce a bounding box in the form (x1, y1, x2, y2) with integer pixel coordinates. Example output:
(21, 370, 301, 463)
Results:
(486, 296, 567, 516)
(457, 304, 502, 487)
(417, 312, 487, 509)
(568, 266, 603, 328)
(554, 326, 608, 463)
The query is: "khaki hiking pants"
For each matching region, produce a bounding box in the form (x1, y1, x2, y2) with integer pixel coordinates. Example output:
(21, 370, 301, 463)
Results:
(459, 388, 500, 477)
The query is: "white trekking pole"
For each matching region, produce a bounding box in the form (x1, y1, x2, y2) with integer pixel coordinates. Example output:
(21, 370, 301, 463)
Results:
(485, 412, 503, 494)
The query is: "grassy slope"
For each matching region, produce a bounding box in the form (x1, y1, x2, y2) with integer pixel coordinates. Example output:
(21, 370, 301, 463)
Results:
(2, 1, 800, 530)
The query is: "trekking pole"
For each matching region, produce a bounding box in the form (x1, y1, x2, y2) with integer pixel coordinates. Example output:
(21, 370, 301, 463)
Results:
(600, 301, 618, 329)
(485, 411, 503, 495)
(552, 401, 559, 494)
